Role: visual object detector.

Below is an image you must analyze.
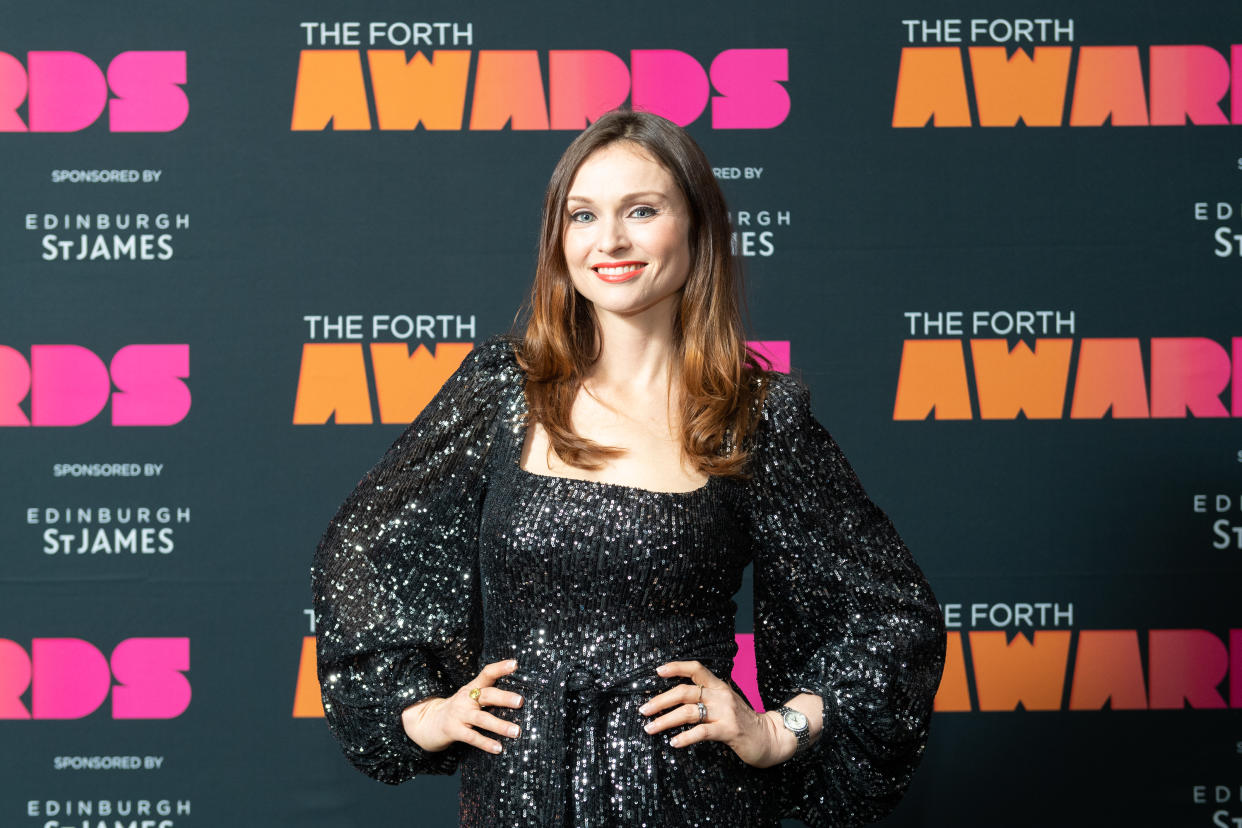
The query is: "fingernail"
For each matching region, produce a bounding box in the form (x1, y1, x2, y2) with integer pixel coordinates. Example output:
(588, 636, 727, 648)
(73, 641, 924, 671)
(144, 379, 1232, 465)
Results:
(669, 736, 681, 747)
(507, 659, 518, 668)
(490, 743, 502, 754)
(508, 725, 519, 738)
(638, 703, 650, 715)
(655, 664, 669, 675)
(643, 722, 655, 733)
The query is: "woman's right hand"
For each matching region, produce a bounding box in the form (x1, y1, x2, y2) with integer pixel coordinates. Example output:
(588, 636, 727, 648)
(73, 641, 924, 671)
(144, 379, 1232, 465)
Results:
(400, 659, 524, 754)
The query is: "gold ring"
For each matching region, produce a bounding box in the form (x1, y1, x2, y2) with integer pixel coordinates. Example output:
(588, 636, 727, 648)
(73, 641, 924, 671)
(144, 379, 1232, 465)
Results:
(469, 687, 482, 702)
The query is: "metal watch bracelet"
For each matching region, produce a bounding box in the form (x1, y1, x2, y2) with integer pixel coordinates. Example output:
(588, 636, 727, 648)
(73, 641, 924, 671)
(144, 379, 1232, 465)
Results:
(775, 705, 812, 756)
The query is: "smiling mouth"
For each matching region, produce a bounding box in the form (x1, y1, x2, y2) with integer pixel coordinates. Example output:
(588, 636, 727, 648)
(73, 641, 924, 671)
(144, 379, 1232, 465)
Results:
(592, 262, 646, 282)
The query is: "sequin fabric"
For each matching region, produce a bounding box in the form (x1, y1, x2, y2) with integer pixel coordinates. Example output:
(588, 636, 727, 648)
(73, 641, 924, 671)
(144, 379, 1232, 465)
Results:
(312, 335, 945, 827)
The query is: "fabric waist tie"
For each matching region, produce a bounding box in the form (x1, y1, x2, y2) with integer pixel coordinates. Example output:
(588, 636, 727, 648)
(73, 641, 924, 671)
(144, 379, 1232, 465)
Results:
(505, 655, 734, 828)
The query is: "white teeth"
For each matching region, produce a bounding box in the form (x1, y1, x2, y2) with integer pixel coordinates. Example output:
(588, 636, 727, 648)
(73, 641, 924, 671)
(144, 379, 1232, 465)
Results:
(595, 264, 643, 276)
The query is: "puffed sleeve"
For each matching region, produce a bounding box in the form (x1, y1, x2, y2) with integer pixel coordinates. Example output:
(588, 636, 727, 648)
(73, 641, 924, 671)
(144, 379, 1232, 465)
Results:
(745, 373, 945, 827)
(311, 336, 516, 784)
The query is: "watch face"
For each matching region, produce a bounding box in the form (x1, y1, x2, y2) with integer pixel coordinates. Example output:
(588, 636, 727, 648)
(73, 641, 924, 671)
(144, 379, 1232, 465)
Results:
(782, 709, 808, 731)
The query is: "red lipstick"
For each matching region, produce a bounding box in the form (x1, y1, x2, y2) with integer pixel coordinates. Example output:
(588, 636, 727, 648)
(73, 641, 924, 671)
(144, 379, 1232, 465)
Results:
(592, 261, 646, 283)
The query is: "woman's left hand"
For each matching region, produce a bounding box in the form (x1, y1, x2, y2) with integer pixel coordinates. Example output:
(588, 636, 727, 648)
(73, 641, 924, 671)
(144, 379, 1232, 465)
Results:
(640, 660, 794, 768)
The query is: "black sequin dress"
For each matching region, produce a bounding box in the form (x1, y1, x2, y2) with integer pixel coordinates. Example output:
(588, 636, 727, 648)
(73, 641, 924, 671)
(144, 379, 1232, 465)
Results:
(312, 335, 944, 828)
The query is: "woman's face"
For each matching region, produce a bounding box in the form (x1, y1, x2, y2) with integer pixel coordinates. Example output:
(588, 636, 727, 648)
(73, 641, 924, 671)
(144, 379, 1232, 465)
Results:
(562, 142, 692, 323)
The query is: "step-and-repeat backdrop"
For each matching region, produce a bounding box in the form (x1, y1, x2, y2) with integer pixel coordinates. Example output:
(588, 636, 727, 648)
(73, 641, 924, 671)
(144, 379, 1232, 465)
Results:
(2, 2, 1240, 825)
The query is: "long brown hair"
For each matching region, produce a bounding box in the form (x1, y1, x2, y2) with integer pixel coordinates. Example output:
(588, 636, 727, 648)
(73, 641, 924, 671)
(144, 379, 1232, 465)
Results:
(516, 110, 768, 477)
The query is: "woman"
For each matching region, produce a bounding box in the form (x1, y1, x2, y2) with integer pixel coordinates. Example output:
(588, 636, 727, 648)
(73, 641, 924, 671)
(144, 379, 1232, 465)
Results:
(312, 110, 944, 827)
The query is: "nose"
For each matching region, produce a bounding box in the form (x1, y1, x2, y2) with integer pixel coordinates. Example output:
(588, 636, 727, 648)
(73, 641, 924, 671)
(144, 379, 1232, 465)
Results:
(595, 215, 629, 254)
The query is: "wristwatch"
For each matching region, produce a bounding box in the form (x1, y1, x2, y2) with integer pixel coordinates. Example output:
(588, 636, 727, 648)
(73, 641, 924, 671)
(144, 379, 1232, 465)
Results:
(775, 705, 811, 755)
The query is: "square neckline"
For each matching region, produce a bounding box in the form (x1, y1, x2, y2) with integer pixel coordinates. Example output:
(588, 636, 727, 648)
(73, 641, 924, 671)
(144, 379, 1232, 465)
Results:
(512, 385, 715, 499)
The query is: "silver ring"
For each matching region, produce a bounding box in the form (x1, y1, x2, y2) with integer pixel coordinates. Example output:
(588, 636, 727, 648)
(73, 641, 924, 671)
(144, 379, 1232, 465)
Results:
(696, 702, 707, 722)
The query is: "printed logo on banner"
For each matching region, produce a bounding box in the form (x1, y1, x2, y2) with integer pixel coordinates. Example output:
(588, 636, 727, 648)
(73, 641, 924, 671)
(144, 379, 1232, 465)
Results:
(26, 212, 189, 263)
(0, 638, 190, 719)
(1194, 201, 1242, 259)
(0, 345, 190, 427)
(3, 52, 190, 262)
(933, 602, 1242, 712)
(891, 19, 1242, 127)
(293, 314, 477, 425)
(290, 21, 789, 131)
(293, 627, 323, 718)
(27, 506, 190, 557)
(0, 51, 188, 132)
(1191, 784, 1242, 827)
(710, 169, 793, 258)
(1194, 494, 1242, 552)
(23, 798, 191, 827)
(891, 311, 1241, 420)
(726, 206, 791, 259)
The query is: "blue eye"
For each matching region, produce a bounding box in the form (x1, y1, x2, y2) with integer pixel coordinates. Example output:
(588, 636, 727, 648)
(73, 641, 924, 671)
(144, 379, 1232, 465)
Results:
(569, 210, 595, 223)
(631, 206, 657, 218)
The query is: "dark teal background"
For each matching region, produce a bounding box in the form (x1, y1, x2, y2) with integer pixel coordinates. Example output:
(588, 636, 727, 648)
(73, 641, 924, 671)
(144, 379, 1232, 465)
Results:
(2, 2, 1240, 825)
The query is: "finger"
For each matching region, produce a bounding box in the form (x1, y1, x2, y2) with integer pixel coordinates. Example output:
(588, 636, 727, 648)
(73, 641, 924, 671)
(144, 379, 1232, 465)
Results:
(668, 723, 711, 749)
(639, 683, 701, 716)
(644, 703, 708, 735)
(474, 686, 524, 709)
(656, 660, 722, 687)
(469, 709, 521, 739)
(476, 659, 519, 685)
(452, 723, 504, 755)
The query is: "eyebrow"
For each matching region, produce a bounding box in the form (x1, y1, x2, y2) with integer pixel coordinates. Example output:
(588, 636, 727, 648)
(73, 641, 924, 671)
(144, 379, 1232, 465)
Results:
(566, 191, 669, 205)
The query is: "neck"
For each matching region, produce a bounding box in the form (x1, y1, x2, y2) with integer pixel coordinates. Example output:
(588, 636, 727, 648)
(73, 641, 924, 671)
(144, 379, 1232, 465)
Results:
(586, 296, 679, 392)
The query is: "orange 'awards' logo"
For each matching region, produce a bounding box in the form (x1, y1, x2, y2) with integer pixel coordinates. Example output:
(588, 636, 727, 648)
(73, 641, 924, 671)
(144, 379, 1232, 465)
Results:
(893, 336, 1242, 420)
(293, 635, 323, 718)
(293, 341, 473, 425)
(894, 43, 1242, 127)
(291, 45, 789, 131)
(935, 628, 1242, 711)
